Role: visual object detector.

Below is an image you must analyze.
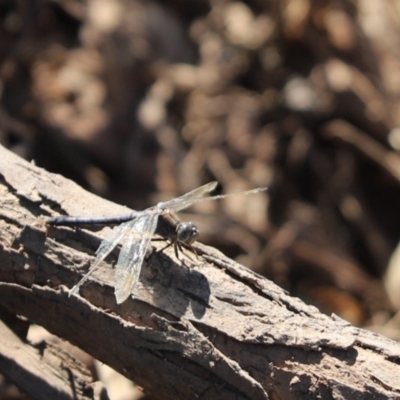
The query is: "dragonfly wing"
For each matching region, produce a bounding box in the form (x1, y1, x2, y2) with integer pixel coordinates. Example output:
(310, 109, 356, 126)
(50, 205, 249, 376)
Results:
(70, 220, 134, 297)
(158, 181, 218, 212)
(163, 185, 267, 213)
(173, 181, 217, 200)
(114, 211, 158, 304)
(95, 220, 136, 261)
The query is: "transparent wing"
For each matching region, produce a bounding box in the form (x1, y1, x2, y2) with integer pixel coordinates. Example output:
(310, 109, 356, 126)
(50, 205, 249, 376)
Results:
(69, 219, 134, 298)
(160, 182, 267, 213)
(172, 181, 218, 200)
(114, 211, 158, 304)
(157, 181, 218, 212)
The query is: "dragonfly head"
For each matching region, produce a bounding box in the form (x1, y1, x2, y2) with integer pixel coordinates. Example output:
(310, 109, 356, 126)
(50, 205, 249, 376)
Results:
(176, 221, 199, 245)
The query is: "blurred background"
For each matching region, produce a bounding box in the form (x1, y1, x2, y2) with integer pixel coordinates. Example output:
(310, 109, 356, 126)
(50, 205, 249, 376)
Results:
(2, 0, 400, 398)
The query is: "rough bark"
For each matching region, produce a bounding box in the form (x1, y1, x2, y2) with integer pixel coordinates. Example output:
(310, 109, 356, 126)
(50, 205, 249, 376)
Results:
(0, 144, 399, 400)
(0, 307, 108, 400)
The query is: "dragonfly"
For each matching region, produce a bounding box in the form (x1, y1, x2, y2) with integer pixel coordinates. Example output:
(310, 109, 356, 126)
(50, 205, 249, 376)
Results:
(47, 181, 266, 304)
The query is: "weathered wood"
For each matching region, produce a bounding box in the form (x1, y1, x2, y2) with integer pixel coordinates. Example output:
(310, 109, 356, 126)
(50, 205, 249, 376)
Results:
(0, 144, 399, 399)
(0, 310, 108, 400)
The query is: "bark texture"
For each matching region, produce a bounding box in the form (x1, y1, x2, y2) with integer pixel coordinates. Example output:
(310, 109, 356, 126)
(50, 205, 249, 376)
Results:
(0, 145, 399, 400)
(0, 307, 108, 400)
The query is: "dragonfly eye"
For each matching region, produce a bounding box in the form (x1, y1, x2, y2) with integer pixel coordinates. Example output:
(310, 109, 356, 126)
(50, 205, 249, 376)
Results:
(176, 222, 199, 245)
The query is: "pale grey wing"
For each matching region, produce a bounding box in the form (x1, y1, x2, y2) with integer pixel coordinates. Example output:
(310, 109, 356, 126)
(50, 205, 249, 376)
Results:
(158, 181, 218, 212)
(173, 181, 218, 200)
(114, 212, 158, 304)
(69, 220, 134, 298)
(162, 186, 267, 213)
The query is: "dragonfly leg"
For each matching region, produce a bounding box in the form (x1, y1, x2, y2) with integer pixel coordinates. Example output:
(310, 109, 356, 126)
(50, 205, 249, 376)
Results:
(150, 238, 173, 256)
(150, 238, 198, 266)
(176, 242, 198, 265)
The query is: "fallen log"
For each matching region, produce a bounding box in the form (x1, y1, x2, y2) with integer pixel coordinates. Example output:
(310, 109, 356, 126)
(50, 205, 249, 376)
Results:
(0, 144, 399, 400)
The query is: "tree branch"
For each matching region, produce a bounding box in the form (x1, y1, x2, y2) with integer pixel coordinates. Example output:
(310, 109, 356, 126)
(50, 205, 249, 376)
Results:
(0, 144, 399, 399)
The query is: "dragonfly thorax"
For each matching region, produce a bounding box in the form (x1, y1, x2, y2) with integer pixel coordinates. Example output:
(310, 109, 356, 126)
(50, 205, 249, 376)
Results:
(176, 221, 199, 245)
